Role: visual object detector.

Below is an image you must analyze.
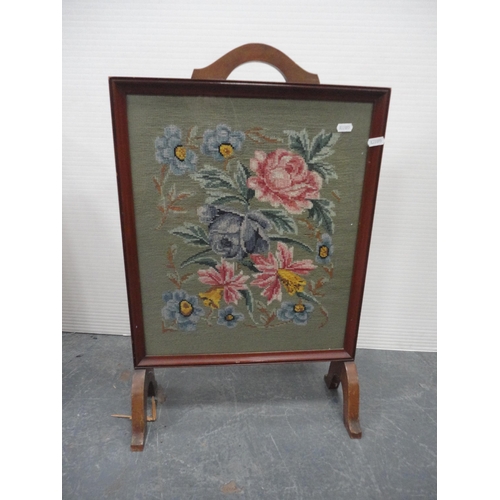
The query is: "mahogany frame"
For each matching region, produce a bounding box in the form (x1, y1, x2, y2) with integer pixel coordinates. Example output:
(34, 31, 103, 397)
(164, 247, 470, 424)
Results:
(109, 77, 390, 370)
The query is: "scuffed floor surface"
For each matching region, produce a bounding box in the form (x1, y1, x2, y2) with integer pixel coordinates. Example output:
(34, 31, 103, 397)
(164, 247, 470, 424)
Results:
(62, 333, 436, 499)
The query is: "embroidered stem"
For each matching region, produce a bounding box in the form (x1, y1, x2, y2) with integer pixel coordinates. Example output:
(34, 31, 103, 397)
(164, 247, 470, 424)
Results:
(331, 190, 341, 202)
(319, 306, 329, 328)
(162, 320, 177, 333)
(165, 245, 195, 289)
(245, 127, 283, 144)
(155, 170, 192, 230)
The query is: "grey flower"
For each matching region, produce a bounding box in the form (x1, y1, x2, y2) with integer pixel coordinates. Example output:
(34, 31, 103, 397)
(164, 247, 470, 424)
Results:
(197, 204, 218, 224)
(277, 301, 314, 325)
(217, 306, 244, 328)
(162, 289, 204, 331)
(198, 205, 271, 260)
(155, 125, 197, 175)
(201, 124, 245, 161)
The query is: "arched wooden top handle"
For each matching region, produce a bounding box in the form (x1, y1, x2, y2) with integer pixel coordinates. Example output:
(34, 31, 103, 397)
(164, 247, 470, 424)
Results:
(191, 43, 320, 84)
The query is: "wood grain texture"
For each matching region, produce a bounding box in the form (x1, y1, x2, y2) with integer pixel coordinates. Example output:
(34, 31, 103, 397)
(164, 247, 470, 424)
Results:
(191, 43, 320, 84)
(130, 368, 157, 451)
(109, 79, 147, 366)
(343, 89, 391, 359)
(325, 360, 362, 438)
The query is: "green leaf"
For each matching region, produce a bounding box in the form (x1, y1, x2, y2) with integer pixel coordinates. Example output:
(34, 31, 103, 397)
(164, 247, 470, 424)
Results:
(260, 209, 298, 235)
(307, 131, 340, 181)
(239, 289, 255, 321)
(170, 224, 210, 246)
(269, 235, 313, 253)
(237, 161, 252, 179)
(179, 249, 215, 268)
(240, 257, 259, 273)
(308, 130, 340, 162)
(307, 162, 338, 182)
(308, 199, 336, 234)
(187, 126, 198, 142)
(239, 289, 254, 312)
(233, 162, 254, 202)
(296, 291, 321, 305)
(233, 162, 250, 200)
(191, 167, 235, 191)
(283, 129, 309, 159)
(235, 168, 247, 197)
(206, 193, 248, 206)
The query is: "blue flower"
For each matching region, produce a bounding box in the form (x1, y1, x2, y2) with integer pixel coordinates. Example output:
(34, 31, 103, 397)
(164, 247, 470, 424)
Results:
(277, 301, 314, 325)
(162, 289, 204, 331)
(197, 205, 271, 260)
(155, 125, 197, 175)
(201, 124, 245, 161)
(316, 234, 333, 264)
(217, 306, 244, 328)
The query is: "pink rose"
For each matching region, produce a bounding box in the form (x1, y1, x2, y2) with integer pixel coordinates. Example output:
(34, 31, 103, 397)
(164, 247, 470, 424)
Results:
(247, 149, 322, 214)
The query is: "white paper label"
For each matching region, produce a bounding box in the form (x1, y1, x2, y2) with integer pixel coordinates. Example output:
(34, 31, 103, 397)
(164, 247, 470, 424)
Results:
(367, 136, 385, 147)
(337, 123, 353, 132)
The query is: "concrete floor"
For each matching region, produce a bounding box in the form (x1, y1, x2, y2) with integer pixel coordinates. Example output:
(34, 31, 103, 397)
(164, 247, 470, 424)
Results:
(62, 332, 436, 499)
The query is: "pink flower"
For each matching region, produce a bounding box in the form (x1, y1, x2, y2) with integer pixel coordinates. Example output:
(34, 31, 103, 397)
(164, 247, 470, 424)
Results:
(198, 260, 249, 306)
(247, 149, 322, 214)
(250, 242, 316, 304)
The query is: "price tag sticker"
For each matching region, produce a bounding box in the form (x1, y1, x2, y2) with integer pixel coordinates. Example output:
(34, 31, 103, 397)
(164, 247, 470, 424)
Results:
(337, 123, 353, 132)
(367, 137, 385, 147)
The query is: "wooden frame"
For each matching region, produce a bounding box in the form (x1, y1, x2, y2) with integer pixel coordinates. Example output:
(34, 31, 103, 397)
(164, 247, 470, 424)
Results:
(109, 44, 390, 449)
(110, 77, 390, 368)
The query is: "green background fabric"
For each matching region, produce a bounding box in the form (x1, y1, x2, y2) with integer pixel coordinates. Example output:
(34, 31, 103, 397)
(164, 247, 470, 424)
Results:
(126, 94, 372, 356)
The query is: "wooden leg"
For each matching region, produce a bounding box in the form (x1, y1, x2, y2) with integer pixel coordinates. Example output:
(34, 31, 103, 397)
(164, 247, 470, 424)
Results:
(324, 361, 362, 439)
(130, 368, 157, 451)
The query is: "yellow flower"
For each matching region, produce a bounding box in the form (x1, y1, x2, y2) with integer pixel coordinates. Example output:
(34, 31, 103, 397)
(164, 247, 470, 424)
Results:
(199, 287, 223, 309)
(277, 269, 306, 295)
(174, 145, 187, 161)
(318, 245, 329, 259)
(178, 299, 194, 317)
(218, 143, 234, 158)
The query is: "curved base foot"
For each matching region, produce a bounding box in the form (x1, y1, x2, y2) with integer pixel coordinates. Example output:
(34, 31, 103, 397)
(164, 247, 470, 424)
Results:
(325, 361, 362, 439)
(130, 368, 157, 451)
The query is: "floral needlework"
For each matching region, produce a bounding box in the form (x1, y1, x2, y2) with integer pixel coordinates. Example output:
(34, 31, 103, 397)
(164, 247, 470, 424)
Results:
(155, 124, 341, 332)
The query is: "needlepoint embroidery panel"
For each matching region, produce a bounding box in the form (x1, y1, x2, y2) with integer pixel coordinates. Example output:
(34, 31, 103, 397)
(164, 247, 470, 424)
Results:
(126, 95, 372, 356)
